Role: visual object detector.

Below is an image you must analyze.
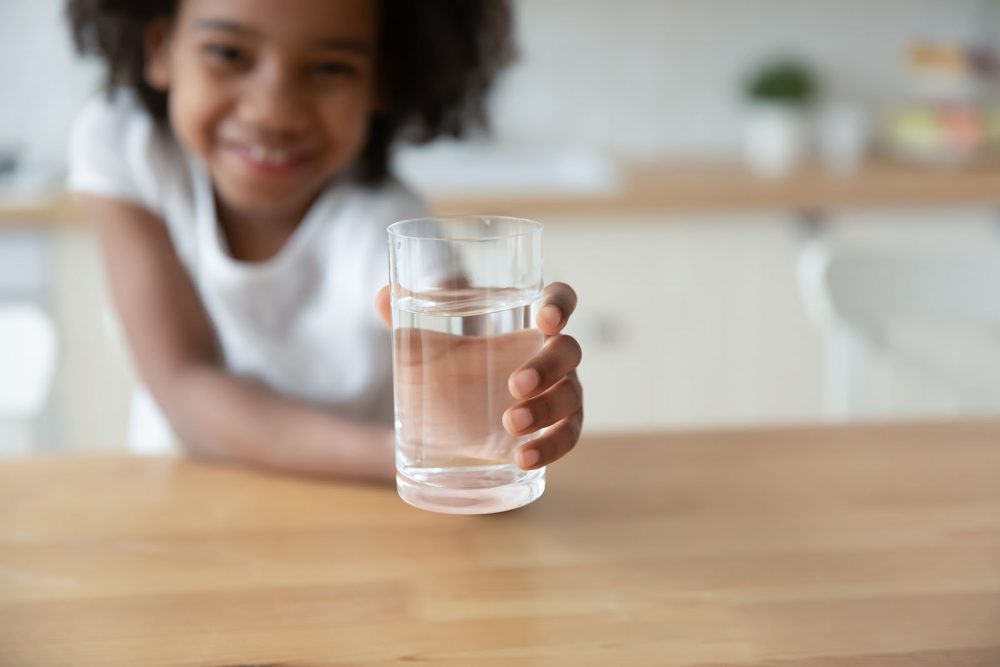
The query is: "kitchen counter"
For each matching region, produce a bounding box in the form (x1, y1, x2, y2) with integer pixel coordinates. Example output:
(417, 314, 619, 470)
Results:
(2, 420, 999, 665)
(431, 158, 1000, 218)
(6, 158, 1000, 226)
(0, 191, 78, 226)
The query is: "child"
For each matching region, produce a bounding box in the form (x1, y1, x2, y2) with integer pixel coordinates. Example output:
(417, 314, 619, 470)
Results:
(66, 0, 584, 482)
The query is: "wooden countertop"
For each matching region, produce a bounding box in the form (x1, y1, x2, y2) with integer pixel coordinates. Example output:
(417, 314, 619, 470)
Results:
(0, 191, 79, 226)
(2, 420, 999, 666)
(431, 158, 1000, 218)
(6, 159, 1000, 226)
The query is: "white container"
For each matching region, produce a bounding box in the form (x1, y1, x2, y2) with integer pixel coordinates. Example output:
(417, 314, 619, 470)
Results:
(817, 102, 870, 175)
(741, 103, 811, 178)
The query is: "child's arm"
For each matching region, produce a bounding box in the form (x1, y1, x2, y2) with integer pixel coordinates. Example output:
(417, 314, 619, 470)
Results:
(84, 195, 395, 482)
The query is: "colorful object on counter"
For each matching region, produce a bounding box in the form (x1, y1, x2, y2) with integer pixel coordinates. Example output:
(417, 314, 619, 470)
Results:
(906, 41, 979, 101)
(908, 42, 972, 80)
(881, 39, 999, 164)
(881, 104, 992, 164)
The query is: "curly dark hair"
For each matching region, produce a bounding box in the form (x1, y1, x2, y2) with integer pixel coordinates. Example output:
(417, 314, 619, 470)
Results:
(66, 0, 516, 183)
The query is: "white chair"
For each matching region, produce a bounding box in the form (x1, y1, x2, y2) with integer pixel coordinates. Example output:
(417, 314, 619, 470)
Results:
(798, 240, 1000, 420)
(0, 303, 58, 453)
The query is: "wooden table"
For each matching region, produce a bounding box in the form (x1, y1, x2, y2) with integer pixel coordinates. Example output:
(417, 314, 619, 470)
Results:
(2, 421, 999, 666)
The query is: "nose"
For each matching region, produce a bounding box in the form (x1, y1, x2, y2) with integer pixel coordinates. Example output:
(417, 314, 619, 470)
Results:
(237, 60, 309, 138)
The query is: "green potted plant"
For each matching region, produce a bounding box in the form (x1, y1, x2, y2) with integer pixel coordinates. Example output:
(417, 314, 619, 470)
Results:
(742, 58, 819, 176)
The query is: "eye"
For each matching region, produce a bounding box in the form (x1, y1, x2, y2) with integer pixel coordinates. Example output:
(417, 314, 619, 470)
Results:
(203, 44, 247, 65)
(312, 61, 357, 78)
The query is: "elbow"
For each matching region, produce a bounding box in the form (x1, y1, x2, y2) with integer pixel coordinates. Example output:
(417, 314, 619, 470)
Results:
(147, 362, 226, 461)
(174, 433, 226, 463)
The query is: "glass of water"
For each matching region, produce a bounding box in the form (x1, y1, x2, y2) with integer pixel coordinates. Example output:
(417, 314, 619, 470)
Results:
(388, 216, 545, 514)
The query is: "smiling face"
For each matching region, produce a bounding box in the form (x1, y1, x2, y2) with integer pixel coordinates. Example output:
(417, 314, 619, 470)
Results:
(145, 0, 378, 225)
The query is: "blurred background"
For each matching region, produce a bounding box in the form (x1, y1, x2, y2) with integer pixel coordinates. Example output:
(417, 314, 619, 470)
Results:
(2, 0, 1000, 454)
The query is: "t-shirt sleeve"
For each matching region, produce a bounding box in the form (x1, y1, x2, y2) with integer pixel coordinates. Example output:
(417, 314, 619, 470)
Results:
(380, 178, 431, 234)
(67, 93, 163, 216)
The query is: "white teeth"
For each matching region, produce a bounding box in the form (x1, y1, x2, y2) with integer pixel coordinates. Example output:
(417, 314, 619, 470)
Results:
(248, 145, 292, 166)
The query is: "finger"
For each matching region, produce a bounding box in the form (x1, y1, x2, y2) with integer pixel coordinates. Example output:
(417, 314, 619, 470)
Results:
(516, 408, 583, 469)
(508, 334, 582, 400)
(503, 372, 583, 435)
(375, 285, 391, 329)
(536, 282, 578, 335)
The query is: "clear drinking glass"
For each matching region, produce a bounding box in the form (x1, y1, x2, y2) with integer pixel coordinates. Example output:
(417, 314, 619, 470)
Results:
(388, 216, 545, 514)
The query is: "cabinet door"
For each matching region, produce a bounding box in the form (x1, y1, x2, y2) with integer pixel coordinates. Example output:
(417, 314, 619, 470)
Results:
(544, 213, 824, 432)
(543, 217, 661, 432)
(648, 214, 822, 427)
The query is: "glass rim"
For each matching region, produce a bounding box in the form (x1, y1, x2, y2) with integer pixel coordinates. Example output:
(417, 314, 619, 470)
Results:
(387, 215, 542, 243)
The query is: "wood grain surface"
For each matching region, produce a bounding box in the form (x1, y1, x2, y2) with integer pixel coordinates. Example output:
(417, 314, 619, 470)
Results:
(1, 420, 999, 666)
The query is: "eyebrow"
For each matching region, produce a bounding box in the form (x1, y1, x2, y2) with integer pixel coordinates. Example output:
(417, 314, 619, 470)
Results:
(196, 19, 372, 54)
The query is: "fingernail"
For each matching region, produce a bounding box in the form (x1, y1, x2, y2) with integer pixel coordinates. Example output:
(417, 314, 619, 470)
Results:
(519, 448, 540, 469)
(510, 369, 539, 397)
(508, 407, 533, 432)
(540, 304, 562, 329)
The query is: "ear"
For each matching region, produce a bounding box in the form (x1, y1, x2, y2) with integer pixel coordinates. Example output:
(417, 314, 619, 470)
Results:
(144, 19, 174, 91)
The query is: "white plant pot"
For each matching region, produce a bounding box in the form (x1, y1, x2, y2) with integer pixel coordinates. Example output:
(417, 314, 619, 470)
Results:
(741, 104, 810, 178)
(816, 102, 869, 175)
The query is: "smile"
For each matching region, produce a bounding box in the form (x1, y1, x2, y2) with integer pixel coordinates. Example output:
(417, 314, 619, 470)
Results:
(225, 142, 314, 174)
(249, 145, 293, 166)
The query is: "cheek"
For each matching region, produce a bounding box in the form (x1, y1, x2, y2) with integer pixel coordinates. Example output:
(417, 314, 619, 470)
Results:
(323, 95, 374, 160)
(168, 77, 229, 157)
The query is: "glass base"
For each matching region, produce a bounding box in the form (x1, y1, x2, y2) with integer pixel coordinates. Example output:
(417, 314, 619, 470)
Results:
(397, 466, 545, 514)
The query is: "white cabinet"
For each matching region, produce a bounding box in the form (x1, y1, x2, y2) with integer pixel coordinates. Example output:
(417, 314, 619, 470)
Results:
(544, 213, 824, 433)
(544, 207, 1000, 434)
(544, 217, 662, 432)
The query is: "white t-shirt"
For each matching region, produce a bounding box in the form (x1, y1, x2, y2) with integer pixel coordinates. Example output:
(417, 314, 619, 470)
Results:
(67, 92, 428, 453)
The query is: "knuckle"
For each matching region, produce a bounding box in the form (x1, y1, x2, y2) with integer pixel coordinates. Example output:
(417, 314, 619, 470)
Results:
(541, 441, 559, 465)
(530, 437, 551, 462)
(557, 420, 578, 455)
(533, 397, 553, 425)
(561, 335, 583, 365)
(535, 400, 554, 424)
(555, 376, 582, 413)
(537, 346, 561, 380)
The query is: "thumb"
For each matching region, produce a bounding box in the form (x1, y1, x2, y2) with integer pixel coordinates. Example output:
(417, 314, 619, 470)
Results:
(374, 285, 392, 329)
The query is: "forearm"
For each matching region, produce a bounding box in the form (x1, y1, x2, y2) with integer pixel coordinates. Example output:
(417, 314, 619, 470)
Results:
(154, 364, 395, 482)
(84, 199, 392, 481)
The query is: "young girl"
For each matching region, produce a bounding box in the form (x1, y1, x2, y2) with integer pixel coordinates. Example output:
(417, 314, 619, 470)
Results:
(66, 0, 584, 482)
